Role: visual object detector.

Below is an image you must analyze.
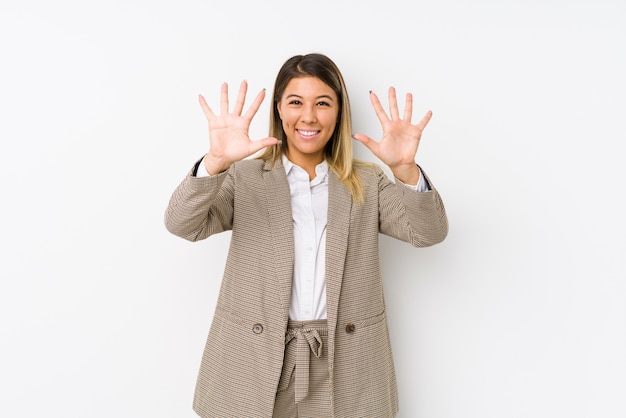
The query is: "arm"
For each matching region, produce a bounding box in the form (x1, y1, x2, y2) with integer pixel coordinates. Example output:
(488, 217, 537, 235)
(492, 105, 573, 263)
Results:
(164, 161, 234, 242)
(378, 165, 448, 247)
(164, 81, 279, 241)
(354, 86, 447, 246)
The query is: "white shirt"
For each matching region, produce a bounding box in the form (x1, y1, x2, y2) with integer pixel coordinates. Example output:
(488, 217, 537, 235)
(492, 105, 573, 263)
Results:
(195, 155, 429, 321)
(282, 155, 329, 320)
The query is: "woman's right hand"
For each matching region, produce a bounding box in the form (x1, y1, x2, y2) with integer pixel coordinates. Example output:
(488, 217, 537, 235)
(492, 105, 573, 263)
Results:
(199, 80, 280, 175)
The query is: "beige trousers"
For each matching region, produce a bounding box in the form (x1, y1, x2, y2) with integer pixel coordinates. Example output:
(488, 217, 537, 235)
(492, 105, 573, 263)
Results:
(273, 319, 331, 417)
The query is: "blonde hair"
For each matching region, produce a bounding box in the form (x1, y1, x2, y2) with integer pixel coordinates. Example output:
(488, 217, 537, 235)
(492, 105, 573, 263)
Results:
(257, 53, 367, 203)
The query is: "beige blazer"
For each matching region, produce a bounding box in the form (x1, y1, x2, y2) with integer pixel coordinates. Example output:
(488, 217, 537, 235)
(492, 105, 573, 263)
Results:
(165, 158, 448, 417)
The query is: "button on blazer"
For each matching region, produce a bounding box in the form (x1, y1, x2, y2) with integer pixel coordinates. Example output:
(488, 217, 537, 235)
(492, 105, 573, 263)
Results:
(165, 157, 448, 417)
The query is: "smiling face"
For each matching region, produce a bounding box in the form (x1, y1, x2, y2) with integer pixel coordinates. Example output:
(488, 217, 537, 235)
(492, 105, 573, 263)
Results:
(276, 76, 339, 169)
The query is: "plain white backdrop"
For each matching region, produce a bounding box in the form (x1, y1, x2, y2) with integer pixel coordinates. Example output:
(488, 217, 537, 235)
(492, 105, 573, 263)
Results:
(1, 0, 624, 417)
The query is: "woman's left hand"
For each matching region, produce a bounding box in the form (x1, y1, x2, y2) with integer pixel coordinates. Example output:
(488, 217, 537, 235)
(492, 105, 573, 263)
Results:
(353, 87, 432, 184)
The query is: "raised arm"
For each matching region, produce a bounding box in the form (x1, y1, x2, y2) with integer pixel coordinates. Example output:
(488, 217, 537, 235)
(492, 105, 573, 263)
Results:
(165, 81, 279, 241)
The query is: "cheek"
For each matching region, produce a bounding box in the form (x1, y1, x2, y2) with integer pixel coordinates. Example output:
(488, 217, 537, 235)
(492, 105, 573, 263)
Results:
(327, 112, 339, 128)
(281, 118, 291, 131)
(280, 112, 298, 130)
(326, 117, 338, 136)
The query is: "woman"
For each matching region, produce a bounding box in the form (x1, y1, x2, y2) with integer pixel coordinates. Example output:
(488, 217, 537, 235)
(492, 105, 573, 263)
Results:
(165, 53, 448, 417)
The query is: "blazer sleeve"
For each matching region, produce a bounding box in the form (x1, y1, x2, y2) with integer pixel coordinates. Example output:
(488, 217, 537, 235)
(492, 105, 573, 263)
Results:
(377, 165, 448, 247)
(164, 160, 235, 242)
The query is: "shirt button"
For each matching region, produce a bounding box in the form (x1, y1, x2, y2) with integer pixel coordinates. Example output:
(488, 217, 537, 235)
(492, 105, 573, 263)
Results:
(345, 323, 356, 333)
(252, 323, 263, 334)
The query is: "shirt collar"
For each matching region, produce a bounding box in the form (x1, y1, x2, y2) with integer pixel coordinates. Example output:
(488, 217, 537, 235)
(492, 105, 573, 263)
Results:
(281, 154, 329, 184)
(281, 154, 295, 176)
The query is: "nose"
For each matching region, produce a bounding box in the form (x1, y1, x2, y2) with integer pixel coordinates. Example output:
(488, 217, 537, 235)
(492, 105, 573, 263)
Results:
(301, 104, 317, 123)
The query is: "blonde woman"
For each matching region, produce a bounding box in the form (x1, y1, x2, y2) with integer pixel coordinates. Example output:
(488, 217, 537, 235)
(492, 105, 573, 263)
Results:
(165, 53, 448, 417)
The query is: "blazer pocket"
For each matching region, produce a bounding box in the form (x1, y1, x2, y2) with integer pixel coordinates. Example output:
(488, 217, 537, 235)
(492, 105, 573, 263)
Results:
(214, 306, 279, 338)
(344, 310, 386, 333)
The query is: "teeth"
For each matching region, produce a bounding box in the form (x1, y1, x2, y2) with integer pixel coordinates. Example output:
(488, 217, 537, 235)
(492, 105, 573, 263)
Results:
(299, 130, 318, 137)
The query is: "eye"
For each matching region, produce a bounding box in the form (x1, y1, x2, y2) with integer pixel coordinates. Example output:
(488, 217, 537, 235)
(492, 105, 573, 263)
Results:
(317, 101, 331, 107)
(288, 100, 302, 105)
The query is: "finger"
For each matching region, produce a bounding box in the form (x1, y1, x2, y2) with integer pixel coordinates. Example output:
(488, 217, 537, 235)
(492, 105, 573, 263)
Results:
(198, 94, 215, 120)
(248, 136, 280, 154)
(352, 133, 380, 157)
(244, 88, 267, 121)
(233, 80, 248, 115)
(404, 93, 413, 123)
(220, 82, 229, 114)
(388, 87, 400, 120)
(369, 91, 390, 124)
(416, 110, 433, 132)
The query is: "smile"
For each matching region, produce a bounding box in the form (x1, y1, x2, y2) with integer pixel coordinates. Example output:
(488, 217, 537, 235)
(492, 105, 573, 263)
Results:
(297, 129, 320, 137)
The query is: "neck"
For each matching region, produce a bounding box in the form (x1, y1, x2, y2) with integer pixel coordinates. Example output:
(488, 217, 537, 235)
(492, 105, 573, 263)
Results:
(285, 152, 324, 181)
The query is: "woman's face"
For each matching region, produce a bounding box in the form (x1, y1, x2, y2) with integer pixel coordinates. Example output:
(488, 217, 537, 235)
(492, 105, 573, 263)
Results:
(276, 76, 339, 167)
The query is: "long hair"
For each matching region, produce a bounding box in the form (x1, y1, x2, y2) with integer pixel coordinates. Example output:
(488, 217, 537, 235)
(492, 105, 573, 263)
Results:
(257, 53, 366, 203)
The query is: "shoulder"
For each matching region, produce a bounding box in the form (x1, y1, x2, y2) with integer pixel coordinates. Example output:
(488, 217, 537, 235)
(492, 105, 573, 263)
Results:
(229, 158, 267, 176)
(228, 158, 286, 189)
(353, 160, 388, 182)
(233, 158, 266, 170)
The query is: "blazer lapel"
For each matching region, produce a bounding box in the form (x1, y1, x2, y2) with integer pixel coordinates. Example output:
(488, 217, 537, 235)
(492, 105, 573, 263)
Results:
(262, 159, 294, 318)
(325, 171, 353, 366)
(260, 161, 353, 342)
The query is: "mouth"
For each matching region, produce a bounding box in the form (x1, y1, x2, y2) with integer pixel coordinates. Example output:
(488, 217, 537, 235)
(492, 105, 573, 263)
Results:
(297, 129, 321, 138)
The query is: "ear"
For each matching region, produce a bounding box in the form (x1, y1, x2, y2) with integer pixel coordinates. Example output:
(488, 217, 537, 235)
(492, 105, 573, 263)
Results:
(276, 102, 283, 120)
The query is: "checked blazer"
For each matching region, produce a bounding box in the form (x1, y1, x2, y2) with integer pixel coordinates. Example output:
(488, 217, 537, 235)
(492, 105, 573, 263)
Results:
(165, 157, 448, 417)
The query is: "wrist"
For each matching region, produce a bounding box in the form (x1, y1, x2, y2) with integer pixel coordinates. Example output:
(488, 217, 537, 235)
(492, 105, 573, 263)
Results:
(203, 154, 230, 176)
(390, 163, 419, 185)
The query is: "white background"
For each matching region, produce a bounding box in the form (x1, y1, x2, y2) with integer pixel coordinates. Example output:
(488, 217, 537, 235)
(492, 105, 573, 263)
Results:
(1, 0, 625, 417)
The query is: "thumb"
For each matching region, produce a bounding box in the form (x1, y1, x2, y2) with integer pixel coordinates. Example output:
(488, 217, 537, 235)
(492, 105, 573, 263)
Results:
(250, 136, 281, 154)
(352, 133, 379, 155)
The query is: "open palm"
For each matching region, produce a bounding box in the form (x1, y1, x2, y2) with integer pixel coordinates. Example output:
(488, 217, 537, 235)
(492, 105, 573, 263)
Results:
(200, 81, 278, 174)
(353, 87, 432, 171)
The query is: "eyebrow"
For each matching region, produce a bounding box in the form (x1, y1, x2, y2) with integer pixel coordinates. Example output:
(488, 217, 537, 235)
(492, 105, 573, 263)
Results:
(285, 94, 335, 101)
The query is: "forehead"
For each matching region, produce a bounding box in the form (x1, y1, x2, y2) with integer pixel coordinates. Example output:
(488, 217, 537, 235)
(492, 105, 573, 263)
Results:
(282, 76, 336, 99)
